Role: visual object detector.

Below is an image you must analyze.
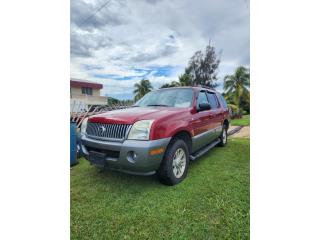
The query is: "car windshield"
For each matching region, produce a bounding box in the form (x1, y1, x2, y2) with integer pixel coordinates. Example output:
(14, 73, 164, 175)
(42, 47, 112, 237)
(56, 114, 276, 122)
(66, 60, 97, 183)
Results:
(134, 88, 194, 108)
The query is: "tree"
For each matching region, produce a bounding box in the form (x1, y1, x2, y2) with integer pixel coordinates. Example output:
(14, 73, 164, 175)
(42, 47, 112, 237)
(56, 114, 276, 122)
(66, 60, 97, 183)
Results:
(160, 81, 180, 88)
(107, 97, 121, 105)
(178, 73, 192, 86)
(158, 43, 220, 89)
(133, 79, 153, 101)
(185, 43, 220, 88)
(160, 74, 192, 88)
(239, 89, 250, 114)
(223, 66, 250, 112)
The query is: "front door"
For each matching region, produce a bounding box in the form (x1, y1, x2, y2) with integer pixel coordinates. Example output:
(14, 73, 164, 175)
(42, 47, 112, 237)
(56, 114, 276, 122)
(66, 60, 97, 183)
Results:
(191, 91, 213, 152)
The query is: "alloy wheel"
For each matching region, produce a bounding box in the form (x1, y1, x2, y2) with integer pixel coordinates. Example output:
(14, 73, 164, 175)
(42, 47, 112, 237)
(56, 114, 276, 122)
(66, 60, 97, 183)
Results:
(172, 148, 186, 178)
(223, 129, 227, 144)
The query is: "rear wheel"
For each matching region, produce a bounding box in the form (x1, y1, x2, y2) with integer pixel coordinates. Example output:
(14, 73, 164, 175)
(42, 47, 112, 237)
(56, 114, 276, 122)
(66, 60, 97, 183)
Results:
(157, 139, 189, 186)
(218, 125, 228, 147)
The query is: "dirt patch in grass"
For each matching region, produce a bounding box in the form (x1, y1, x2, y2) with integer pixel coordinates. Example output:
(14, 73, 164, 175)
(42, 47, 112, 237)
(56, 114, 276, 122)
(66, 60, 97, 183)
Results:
(230, 126, 250, 138)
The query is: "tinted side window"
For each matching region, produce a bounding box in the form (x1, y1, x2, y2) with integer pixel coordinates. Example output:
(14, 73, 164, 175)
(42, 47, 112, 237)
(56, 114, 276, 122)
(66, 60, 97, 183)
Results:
(217, 93, 228, 108)
(207, 92, 219, 109)
(197, 91, 209, 108)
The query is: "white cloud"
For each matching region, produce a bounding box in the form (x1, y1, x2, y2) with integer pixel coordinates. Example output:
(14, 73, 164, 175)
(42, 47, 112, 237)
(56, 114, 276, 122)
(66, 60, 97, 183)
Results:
(71, 0, 249, 99)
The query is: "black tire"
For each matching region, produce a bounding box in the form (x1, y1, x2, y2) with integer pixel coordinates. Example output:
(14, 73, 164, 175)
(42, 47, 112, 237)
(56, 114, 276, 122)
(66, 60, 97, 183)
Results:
(157, 139, 190, 186)
(218, 125, 228, 147)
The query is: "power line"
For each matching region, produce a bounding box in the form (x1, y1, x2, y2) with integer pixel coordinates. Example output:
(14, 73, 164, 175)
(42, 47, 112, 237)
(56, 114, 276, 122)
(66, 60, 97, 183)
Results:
(79, 0, 112, 26)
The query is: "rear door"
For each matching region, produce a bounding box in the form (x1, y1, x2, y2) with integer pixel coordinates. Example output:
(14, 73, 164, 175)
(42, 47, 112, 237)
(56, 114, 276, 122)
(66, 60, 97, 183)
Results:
(207, 91, 224, 140)
(216, 92, 230, 119)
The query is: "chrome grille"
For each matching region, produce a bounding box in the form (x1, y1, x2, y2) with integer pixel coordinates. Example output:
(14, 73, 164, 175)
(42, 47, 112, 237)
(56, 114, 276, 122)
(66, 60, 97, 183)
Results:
(86, 122, 131, 140)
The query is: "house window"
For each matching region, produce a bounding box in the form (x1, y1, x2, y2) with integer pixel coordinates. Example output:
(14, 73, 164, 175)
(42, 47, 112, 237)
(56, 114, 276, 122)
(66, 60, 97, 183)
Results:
(81, 87, 93, 95)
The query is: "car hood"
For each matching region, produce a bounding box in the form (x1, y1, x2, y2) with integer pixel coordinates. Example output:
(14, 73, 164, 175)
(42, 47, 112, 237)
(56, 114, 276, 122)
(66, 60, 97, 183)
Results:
(88, 107, 190, 124)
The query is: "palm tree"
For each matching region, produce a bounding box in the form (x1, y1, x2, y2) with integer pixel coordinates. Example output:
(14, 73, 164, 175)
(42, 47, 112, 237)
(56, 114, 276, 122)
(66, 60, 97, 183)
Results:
(223, 66, 250, 110)
(160, 73, 193, 88)
(133, 79, 153, 101)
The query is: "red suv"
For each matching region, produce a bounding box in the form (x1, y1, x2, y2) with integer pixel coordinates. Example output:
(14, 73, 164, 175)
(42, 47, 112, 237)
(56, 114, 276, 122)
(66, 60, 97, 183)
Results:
(80, 87, 230, 185)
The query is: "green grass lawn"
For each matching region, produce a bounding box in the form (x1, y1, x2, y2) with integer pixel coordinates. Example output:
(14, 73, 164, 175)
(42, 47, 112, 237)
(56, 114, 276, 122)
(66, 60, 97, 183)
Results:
(231, 115, 250, 126)
(71, 138, 250, 240)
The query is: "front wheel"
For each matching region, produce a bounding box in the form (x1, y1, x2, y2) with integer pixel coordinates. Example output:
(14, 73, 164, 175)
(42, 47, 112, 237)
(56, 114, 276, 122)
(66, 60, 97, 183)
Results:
(157, 139, 189, 186)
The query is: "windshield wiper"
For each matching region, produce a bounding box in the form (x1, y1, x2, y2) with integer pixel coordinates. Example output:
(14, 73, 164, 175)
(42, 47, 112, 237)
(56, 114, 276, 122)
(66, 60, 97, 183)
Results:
(146, 104, 170, 107)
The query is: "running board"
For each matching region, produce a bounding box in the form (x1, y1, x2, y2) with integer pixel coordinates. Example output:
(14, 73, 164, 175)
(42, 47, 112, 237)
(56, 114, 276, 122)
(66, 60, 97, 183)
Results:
(189, 138, 221, 161)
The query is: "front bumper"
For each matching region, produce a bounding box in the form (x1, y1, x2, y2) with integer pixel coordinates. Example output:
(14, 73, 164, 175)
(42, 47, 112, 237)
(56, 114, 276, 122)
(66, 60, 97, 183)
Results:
(80, 135, 171, 175)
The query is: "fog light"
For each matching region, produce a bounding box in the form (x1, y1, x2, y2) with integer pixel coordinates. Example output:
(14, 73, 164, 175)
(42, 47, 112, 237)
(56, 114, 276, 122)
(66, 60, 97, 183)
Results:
(127, 151, 137, 163)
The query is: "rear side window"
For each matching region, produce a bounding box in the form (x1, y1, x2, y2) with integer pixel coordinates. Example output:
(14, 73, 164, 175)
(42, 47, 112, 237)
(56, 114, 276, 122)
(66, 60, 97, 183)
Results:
(207, 92, 219, 109)
(197, 91, 209, 108)
(217, 93, 228, 108)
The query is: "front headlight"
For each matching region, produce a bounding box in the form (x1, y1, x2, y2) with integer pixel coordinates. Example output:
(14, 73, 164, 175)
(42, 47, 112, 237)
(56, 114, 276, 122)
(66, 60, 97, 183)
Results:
(80, 117, 88, 134)
(127, 120, 154, 140)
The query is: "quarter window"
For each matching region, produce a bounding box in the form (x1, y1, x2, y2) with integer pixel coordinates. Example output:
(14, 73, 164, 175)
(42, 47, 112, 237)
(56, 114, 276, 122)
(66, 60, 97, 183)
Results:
(217, 93, 228, 108)
(207, 92, 219, 109)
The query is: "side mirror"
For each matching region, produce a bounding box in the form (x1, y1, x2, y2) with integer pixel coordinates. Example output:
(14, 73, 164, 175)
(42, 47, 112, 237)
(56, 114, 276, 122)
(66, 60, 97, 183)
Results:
(198, 102, 211, 111)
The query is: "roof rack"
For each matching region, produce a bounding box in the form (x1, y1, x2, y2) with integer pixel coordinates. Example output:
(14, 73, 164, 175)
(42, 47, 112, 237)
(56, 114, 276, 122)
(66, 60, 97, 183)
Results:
(195, 85, 216, 90)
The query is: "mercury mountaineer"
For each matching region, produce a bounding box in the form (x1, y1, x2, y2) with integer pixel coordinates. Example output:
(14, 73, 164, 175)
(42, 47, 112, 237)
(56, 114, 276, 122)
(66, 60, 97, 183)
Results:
(80, 87, 230, 185)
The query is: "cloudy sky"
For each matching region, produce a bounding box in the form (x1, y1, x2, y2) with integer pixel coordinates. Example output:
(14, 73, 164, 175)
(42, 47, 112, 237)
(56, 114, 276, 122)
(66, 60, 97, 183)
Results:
(71, 0, 249, 100)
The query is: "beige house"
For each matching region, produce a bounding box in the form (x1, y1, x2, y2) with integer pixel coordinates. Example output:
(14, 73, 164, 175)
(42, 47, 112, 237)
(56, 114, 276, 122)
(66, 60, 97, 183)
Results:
(70, 78, 108, 110)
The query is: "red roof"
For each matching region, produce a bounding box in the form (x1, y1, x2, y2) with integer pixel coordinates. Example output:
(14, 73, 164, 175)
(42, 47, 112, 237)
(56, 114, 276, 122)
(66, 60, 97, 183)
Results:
(70, 78, 103, 90)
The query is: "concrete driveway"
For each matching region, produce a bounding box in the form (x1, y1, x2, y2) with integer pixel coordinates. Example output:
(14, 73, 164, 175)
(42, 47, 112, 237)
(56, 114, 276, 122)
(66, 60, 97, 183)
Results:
(228, 126, 250, 138)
